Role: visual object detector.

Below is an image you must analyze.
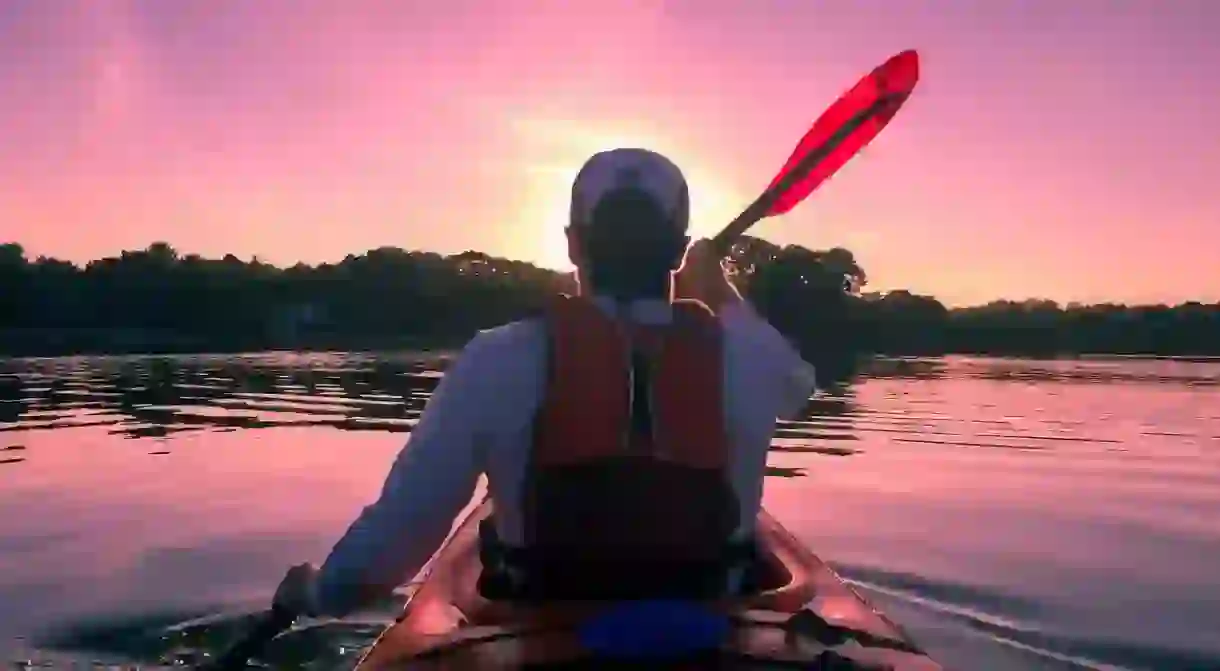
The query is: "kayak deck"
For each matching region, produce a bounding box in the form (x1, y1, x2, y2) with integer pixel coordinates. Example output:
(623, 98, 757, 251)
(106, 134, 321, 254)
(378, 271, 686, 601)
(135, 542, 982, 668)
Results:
(355, 500, 941, 669)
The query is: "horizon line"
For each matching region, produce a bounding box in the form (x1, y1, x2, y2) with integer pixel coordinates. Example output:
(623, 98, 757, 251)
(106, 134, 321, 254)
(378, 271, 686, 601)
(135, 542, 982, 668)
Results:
(3, 239, 1217, 311)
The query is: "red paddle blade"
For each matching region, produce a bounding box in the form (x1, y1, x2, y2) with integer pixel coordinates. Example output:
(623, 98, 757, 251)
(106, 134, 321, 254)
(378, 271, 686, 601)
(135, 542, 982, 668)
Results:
(765, 49, 920, 216)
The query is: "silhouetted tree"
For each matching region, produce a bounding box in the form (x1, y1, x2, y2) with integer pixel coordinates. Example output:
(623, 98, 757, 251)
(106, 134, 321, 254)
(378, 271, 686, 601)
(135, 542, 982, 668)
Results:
(0, 238, 1217, 369)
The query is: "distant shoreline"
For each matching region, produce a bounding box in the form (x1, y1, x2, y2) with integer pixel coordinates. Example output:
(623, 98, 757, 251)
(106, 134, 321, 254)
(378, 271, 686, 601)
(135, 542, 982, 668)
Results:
(4, 241, 1218, 366)
(3, 334, 1217, 365)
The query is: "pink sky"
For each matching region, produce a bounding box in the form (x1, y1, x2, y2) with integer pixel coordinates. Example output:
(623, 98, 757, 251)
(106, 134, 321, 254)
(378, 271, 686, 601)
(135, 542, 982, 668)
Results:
(2, 0, 1217, 307)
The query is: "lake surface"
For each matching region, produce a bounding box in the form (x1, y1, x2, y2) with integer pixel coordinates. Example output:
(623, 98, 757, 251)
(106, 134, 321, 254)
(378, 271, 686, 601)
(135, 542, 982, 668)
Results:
(1, 353, 1218, 670)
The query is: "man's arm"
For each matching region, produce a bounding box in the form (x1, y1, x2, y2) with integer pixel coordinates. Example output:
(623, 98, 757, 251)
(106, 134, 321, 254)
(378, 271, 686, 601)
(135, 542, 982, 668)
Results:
(676, 239, 818, 418)
(718, 298, 818, 419)
(307, 338, 496, 617)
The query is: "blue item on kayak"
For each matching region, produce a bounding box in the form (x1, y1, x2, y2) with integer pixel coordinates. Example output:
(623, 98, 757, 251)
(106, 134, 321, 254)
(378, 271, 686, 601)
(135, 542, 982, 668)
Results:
(576, 599, 731, 658)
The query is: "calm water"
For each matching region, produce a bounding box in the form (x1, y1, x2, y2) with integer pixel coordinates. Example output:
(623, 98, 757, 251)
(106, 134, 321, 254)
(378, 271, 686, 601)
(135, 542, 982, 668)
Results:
(1, 353, 1218, 670)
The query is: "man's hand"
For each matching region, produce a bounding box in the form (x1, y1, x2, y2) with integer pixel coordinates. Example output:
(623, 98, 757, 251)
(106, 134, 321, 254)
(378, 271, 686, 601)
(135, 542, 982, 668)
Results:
(674, 238, 741, 312)
(272, 562, 319, 617)
(556, 270, 580, 296)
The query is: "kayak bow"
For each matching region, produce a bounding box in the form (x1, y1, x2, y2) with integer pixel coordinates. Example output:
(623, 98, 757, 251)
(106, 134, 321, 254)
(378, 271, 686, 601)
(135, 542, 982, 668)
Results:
(353, 499, 941, 670)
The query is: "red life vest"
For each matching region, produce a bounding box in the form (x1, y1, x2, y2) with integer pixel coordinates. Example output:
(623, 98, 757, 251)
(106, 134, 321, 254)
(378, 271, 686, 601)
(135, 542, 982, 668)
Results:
(515, 294, 741, 598)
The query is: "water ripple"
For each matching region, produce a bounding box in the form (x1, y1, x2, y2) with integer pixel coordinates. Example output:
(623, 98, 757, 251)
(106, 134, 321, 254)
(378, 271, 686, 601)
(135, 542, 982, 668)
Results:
(2, 353, 1219, 670)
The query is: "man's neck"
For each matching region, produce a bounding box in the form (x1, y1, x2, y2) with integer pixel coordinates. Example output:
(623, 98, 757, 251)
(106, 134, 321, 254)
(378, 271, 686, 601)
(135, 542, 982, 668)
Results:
(587, 295, 674, 325)
(576, 276, 673, 304)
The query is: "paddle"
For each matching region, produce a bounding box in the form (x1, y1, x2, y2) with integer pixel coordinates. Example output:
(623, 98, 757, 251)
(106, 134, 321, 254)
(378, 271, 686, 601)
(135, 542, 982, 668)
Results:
(202, 605, 296, 670)
(709, 49, 921, 256)
(206, 541, 447, 668)
(206, 51, 921, 669)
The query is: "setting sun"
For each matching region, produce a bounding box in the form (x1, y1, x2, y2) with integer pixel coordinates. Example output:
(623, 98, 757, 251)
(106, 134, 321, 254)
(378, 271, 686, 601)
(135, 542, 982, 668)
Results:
(507, 117, 750, 269)
(4, 5, 1220, 671)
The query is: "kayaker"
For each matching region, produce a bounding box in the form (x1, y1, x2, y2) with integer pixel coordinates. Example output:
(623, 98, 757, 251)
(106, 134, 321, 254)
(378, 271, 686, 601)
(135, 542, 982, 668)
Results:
(270, 148, 819, 617)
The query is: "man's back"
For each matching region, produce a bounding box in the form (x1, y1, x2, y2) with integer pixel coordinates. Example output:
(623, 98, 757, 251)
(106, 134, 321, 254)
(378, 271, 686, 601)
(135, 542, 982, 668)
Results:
(467, 296, 816, 545)
(303, 293, 816, 616)
(281, 147, 820, 617)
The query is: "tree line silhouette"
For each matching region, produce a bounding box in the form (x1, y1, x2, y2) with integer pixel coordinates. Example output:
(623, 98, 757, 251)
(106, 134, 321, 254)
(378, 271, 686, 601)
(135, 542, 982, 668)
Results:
(3, 239, 1218, 375)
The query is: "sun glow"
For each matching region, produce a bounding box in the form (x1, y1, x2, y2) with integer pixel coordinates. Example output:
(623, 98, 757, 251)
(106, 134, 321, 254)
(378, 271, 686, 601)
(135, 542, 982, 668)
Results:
(508, 117, 748, 270)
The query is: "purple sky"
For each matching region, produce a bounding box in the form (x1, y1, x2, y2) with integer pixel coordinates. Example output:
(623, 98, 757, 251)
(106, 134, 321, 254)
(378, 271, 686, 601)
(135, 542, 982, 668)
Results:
(2, 0, 1218, 306)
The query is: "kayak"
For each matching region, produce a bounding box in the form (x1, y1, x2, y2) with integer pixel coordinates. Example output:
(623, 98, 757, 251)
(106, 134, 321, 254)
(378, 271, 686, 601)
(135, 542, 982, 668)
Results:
(354, 499, 940, 669)
(354, 499, 941, 670)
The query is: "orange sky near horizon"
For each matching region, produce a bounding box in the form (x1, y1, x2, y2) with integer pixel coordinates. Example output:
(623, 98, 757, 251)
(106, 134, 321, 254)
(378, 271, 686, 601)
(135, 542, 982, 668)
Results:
(2, 1, 1218, 307)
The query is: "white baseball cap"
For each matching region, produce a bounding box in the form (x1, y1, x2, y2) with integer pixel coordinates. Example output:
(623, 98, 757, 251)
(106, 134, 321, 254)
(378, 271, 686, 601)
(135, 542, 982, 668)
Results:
(569, 148, 690, 232)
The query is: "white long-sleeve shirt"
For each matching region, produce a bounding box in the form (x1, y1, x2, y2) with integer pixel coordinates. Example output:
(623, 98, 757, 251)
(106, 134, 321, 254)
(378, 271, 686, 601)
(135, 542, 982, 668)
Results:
(311, 296, 818, 616)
